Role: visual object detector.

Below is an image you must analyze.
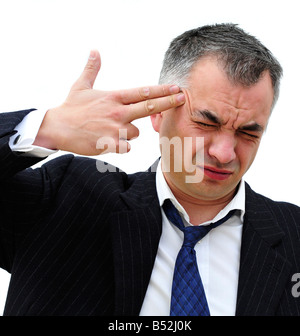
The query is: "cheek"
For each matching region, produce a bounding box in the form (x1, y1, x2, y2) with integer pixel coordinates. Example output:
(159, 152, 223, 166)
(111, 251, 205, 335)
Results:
(236, 143, 259, 171)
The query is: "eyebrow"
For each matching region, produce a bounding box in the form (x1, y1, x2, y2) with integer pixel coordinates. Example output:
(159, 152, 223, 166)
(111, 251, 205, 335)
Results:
(239, 123, 264, 133)
(196, 109, 221, 124)
(194, 109, 264, 133)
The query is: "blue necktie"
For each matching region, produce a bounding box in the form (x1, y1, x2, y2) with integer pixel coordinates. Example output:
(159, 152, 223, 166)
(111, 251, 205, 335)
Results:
(163, 199, 235, 316)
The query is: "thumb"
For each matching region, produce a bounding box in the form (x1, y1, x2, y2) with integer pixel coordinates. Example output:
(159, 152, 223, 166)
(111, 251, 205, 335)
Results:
(71, 50, 101, 91)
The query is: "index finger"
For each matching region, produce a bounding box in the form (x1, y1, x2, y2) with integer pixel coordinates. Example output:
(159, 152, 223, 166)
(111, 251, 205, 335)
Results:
(117, 84, 181, 105)
(125, 91, 186, 122)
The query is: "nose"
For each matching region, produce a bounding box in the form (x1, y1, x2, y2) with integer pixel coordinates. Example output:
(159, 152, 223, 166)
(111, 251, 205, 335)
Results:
(208, 131, 237, 164)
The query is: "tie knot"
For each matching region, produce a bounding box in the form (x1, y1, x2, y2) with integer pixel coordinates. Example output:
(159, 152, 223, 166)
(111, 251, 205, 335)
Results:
(163, 199, 237, 249)
(163, 199, 212, 248)
(183, 226, 211, 248)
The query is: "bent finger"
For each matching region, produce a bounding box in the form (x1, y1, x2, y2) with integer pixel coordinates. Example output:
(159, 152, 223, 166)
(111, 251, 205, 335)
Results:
(119, 123, 140, 141)
(116, 139, 131, 154)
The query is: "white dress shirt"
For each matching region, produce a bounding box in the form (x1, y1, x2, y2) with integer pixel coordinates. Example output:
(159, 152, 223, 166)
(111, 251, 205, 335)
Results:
(10, 110, 245, 316)
(9, 109, 56, 157)
(140, 161, 245, 316)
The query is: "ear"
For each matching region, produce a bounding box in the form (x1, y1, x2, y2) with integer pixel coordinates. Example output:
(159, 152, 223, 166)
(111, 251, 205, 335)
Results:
(150, 113, 163, 133)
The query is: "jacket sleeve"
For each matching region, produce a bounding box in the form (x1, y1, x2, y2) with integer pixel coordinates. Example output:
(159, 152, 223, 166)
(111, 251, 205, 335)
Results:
(0, 110, 74, 272)
(0, 110, 43, 179)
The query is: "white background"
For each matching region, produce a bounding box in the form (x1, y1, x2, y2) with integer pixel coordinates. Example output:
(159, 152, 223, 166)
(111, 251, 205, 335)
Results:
(0, 0, 299, 315)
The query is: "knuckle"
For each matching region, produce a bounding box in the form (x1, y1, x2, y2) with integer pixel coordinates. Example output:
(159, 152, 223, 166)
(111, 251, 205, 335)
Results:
(106, 91, 120, 102)
(130, 126, 140, 139)
(144, 99, 156, 114)
(139, 87, 150, 99)
(117, 139, 130, 154)
(134, 127, 140, 138)
(104, 99, 126, 121)
(84, 61, 95, 72)
(169, 94, 176, 106)
(114, 90, 126, 102)
(109, 107, 123, 121)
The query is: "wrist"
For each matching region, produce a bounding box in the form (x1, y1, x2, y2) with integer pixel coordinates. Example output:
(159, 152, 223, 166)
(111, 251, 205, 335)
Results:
(33, 107, 60, 150)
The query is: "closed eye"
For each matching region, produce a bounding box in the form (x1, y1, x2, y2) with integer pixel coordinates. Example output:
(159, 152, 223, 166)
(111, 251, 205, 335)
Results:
(238, 130, 260, 139)
(196, 121, 217, 128)
(197, 122, 260, 139)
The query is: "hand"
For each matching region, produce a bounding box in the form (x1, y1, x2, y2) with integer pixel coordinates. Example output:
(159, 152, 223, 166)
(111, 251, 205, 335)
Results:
(34, 50, 185, 156)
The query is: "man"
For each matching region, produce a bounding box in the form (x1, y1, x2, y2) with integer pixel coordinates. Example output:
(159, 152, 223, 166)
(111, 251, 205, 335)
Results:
(1, 24, 300, 316)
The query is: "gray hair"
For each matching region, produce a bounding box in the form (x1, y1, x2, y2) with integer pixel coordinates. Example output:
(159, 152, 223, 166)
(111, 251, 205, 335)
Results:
(159, 23, 283, 109)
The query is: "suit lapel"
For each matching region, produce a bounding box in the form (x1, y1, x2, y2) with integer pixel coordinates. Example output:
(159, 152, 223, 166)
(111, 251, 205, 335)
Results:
(110, 170, 162, 316)
(236, 184, 291, 315)
(111, 174, 292, 316)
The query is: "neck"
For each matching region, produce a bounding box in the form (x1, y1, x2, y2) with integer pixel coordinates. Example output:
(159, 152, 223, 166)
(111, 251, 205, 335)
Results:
(166, 180, 237, 225)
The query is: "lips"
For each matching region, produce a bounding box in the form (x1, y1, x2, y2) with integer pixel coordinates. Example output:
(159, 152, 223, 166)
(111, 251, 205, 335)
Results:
(201, 166, 233, 181)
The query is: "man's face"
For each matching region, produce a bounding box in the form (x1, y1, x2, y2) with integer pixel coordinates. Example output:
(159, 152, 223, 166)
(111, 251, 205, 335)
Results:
(151, 57, 274, 202)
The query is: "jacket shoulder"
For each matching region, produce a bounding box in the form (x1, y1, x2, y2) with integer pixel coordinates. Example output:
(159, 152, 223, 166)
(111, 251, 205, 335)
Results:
(245, 182, 300, 236)
(61, 156, 156, 208)
(245, 182, 300, 211)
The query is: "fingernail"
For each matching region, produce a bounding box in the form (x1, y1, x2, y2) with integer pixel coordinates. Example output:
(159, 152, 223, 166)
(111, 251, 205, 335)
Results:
(176, 93, 185, 103)
(89, 50, 97, 60)
(169, 85, 180, 94)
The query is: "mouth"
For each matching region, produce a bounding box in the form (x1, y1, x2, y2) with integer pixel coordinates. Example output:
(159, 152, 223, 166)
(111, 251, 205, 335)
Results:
(200, 165, 233, 181)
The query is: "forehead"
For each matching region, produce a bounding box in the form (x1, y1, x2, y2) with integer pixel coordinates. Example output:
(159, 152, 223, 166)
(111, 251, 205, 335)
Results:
(186, 57, 274, 127)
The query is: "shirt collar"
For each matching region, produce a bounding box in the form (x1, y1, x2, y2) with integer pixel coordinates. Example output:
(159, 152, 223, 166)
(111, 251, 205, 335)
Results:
(155, 159, 245, 225)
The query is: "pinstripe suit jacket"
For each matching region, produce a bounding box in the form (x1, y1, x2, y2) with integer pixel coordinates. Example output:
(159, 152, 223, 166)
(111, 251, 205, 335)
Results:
(0, 110, 300, 316)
